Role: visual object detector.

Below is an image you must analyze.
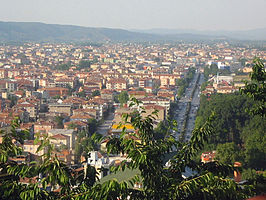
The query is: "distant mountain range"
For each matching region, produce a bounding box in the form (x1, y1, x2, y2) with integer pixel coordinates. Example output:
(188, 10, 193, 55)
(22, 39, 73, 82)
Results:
(0, 21, 265, 42)
(133, 28, 266, 41)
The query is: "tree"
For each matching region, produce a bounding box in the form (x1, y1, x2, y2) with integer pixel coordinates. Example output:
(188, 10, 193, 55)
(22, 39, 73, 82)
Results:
(55, 116, 64, 128)
(54, 62, 71, 71)
(87, 118, 98, 135)
(239, 58, 247, 67)
(113, 93, 119, 103)
(77, 91, 86, 98)
(78, 60, 91, 70)
(118, 91, 129, 105)
(244, 130, 266, 169)
(241, 169, 266, 195)
(52, 95, 61, 99)
(66, 84, 74, 96)
(8, 95, 18, 108)
(0, 120, 100, 200)
(204, 64, 218, 80)
(67, 122, 77, 130)
(240, 57, 266, 116)
(92, 90, 100, 97)
(74, 131, 103, 163)
(215, 142, 243, 165)
(0, 100, 256, 200)
(175, 78, 186, 87)
(195, 94, 253, 145)
(104, 98, 254, 199)
(154, 121, 169, 139)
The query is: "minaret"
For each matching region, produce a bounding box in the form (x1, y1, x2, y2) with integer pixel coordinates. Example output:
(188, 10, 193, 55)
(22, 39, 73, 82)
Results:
(216, 72, 219, 84)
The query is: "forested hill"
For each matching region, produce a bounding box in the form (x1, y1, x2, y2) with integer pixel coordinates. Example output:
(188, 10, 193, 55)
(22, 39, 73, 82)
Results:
(0, 21, 158, 42)
(0, 21, 222, 42)
(195, 93, 266, 169)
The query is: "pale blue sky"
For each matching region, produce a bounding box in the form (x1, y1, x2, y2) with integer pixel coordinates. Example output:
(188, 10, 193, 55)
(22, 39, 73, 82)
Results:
(1, 0, 265, 30)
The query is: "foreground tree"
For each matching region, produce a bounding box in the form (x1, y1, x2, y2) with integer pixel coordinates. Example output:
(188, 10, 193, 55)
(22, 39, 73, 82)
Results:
(3, 59, 266, 200)
(0, 102, 255, 199)
(104, 99, 254, 199)
(240, 57, 266, 116)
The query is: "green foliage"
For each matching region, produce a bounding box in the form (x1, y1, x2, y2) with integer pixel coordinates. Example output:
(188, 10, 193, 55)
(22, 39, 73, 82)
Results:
(242, 169, 266, 195)
(239, 58, 247, 67)
(113, 93, 119, 103)
(187, 67, 196, 80)
(177, 84, 186, 98)
(196, 94, 253, 144)
(0, 99, 257, 200)
(240, 57, 266, 116)
(105, 98, 254, 199)
(54, 62, 71, 71)
(77, 90, 86, 98)
(204, 64, 218, 80)
(242, 168, 260, 181)
(200, 81, 209, 92)
(8, 95, 18, 108)
(52, 95, 61, 99)
(219, 68, 231, 76)
(176, 67, 195, 98)
(196, 93, 266, 169)
(197, 58, 266, 174)
(75, 131, 103, 162)
(243, 127, 266, 169)
(216, 142, 243, 165)
(118, 91, 129, 105)
(154, 121, 169, 139)
(92, 90, 100, 97)
(66, 84, 74, 96)
(0, 121, 102, 200)
(67, 122, 77, 130)
(54, 116, 64, 129)
(77, 60, 92, 70)
(87, 118, 98, 135)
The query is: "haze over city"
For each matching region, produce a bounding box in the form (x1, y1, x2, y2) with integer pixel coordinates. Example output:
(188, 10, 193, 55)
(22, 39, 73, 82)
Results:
(1, 0, 266, 31)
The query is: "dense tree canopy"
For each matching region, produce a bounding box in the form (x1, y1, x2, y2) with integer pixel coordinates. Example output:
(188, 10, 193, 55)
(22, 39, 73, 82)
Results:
(176, 67, 195, 98)
(215, 142, 243, 165)
(118, 91, 129, 105)
(240, 58, 266, 116)
(77, 60, 92, 70)
(196, 58, 266, 171)
(54, 62, 71, 71)
(195, 93, 266, 169)
(204, 64, 218, 79)
(92, 90, 100, 97)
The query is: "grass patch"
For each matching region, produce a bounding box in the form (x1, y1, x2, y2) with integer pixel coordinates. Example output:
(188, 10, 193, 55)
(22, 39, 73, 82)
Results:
(99, 168, 140, 184)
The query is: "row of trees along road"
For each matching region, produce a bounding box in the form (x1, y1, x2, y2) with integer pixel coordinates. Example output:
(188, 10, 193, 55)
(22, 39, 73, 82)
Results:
(176, 67, 195, 98)
(0, 58, 265, 199)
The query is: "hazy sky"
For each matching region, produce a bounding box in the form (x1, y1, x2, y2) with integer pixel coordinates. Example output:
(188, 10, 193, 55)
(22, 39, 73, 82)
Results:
(1, 0, 265, 30)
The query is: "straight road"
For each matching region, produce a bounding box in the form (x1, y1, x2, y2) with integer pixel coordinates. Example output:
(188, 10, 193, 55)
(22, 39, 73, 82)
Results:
(97, 112, 115, 136)
(185, 73, 204, 140)
(174, 72, 204, 141)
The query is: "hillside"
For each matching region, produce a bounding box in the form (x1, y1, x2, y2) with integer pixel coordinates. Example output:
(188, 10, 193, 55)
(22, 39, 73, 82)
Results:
(0, 21, 157, 42)
(134, 28, 266, 40)
(0, 21, 224, 42)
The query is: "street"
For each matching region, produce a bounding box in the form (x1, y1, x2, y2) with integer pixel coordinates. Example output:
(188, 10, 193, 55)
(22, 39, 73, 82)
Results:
(97, 112, 115, 136)
(173, 72, 204, 141)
